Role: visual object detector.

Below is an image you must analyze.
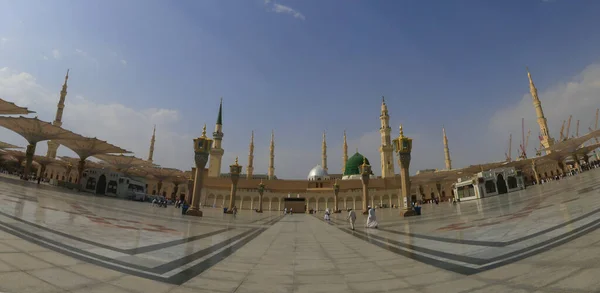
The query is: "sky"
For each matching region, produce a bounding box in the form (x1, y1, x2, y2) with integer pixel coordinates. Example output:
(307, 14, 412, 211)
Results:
(0, 0, 599, 179)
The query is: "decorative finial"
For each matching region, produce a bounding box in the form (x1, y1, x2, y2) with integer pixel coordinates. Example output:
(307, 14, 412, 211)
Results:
(65, 69, 70, 81)
(260, 178, 263, 184)
(356, 147, 358, 153)
(382, 96, 385, 103)
(399, 124, 404, 136)
(201, 124, 207, 137)
(362, 156, 367, 166)
(235, 156, 239, 165)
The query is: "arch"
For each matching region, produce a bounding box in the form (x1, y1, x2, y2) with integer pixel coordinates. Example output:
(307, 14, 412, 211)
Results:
(61, 175, 65, 181)
(496, 174, 508, 194)
(317, 197, 326, 211)
(507, 176, 518, 189)
(96, 175, 107, 195)
(207, 193, 216, 207)
(216, 194, 224, 207)
(86, 177, 96, 190)
(441, 191, 446, 198)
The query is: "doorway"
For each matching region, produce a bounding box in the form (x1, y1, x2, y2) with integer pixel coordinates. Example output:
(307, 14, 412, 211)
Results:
(496, 174, 508, 194)
(96, 175, 107, 195)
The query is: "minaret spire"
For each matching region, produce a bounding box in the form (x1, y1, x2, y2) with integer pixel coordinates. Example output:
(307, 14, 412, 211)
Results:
(246, 130, 254, 179)
(321, 131, 328, 172)
(443, 127, 452, 170)
(379, 96, 395, 178)
(342, 130, 348, 173)
(268, 130, 275, 180)
(208, 98, 225, 177)
(527, 68, 554, 153)
(46, 69, 70, 158)
(148, 125, 156, 163)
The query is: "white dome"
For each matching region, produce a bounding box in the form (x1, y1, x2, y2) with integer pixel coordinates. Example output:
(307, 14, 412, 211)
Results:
(308, 165, 329, 181)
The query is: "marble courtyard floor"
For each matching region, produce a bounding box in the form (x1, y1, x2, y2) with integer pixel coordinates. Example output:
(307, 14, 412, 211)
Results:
(0, 171, 599, 293)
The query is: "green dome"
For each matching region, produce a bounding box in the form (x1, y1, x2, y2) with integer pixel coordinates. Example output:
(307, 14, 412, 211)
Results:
(344, 152, 373, 176)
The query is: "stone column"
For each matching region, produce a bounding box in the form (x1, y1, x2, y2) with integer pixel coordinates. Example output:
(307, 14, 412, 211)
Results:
(76, 159, 86, 187)
(227, 158, 242, 212)
(359, 158, 372, 215)
(257, 180, 265, 213)
(186, 126, 212, 217)
(22, 143, 37, 180)
(333, 179, 340, 213)
(531, 160, 540, 184)
(187, 167, 195, 203)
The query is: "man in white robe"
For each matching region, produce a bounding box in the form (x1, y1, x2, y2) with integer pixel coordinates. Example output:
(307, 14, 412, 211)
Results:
(347, 209, 357, 230)
(366, 206, 378, 228)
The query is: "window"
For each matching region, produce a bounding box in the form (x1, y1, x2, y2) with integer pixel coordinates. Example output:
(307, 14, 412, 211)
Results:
(484, 180, 496, 194)
(457, 185, 475, 199)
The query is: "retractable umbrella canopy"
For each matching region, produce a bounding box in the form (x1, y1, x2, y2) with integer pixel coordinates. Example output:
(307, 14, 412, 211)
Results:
(0, 116, 81, 144)
(94, 154, 152, 172)
(0, 141, 22, 150)
(56, 137, 130, 160)
(0, 98, 35, 115)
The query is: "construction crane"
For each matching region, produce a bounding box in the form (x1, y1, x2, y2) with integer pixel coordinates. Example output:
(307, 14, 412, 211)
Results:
(505, 133, 512, 162)
(566, 115, 572, 139)
(518, 118, 530, 159)
(559, 120, 566, 141)
(525, 129, 531, 155)
(535, 134, 543, 157)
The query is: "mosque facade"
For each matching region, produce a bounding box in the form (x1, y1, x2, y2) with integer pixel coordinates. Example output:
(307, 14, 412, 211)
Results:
(39, 69, 591, 211)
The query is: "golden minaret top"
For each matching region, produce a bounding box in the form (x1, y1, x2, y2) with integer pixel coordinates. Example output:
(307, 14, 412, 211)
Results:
(443, 127, 452, 170)
(246, 130, 254, 179)
(342, 130, 348, 173)
(527, 68, 554, 152)
(148, 125, 156, 163)
(322, 131, 328, 172)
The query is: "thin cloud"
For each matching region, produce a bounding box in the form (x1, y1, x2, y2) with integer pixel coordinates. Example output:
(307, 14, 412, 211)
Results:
(0, 67, 193, 170)
(489, 64, 600, 158)
(75, 48, 88, 57)
(52, 49, 61, 59)
(265, 1, 305, 20)
(120, 59, 127, 66)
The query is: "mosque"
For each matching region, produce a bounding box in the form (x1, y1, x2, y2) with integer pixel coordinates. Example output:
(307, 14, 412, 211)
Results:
(37, 68, 598, 212)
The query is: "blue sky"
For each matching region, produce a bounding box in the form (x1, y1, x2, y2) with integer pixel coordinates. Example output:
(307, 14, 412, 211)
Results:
(1, 0, 600, 178)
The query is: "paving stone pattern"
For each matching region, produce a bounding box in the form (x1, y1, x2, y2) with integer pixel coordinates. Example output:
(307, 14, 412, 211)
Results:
(0, 170, 599, 292)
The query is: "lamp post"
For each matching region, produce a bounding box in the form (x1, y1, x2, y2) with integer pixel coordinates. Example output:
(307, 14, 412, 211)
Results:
(186, 125, 212, 217)
(393, 124, 416, 217)
(227, 157, 242, 213)
(257, 179, 265, 213)
(359, 157, 372, 214)
(333, 179, 340, 213)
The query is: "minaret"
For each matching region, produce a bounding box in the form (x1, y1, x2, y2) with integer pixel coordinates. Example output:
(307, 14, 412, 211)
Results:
(46, 69, 69, 159)
(321, 131, 328, 172)
(246, 131, 254, 179)
(208, 98, 225, 177)
(379, 96, 395, 178)
(342, 130, 348, 173)
(268, 130, 275, 180)
(443, 127, 452, 170)
(527, 68, 554, 153)
(147, 125, 156, 163)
